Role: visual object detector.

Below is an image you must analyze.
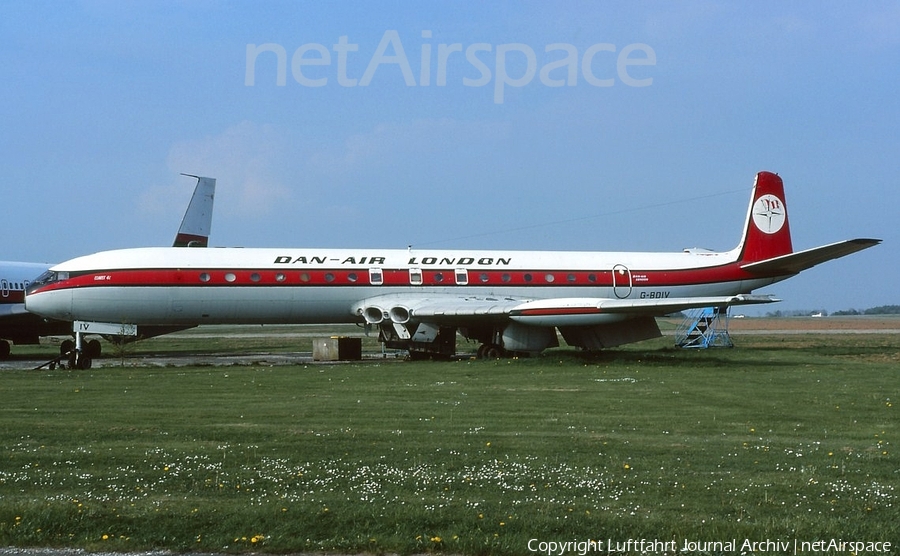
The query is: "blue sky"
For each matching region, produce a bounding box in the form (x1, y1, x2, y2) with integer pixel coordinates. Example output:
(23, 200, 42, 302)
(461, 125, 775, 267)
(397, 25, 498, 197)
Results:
(2, 1, 896, 312)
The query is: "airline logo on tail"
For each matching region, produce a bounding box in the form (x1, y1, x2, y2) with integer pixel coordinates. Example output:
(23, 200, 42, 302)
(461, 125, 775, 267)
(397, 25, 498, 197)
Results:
(738, 171, 793, 264)
(752, 194, 786, 234)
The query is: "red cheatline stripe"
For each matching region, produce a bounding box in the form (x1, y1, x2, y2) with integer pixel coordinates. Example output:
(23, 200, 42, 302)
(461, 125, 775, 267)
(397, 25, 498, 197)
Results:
(29, 260, 767, 294)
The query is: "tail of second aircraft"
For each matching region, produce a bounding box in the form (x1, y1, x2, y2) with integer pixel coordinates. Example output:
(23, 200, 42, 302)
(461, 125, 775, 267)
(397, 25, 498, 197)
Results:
(173, 175, 216, 247)
(734, 171, 793, 264)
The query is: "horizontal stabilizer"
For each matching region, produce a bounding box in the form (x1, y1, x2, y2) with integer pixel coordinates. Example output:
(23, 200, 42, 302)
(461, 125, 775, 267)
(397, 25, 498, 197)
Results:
(741, 238, 881, 275)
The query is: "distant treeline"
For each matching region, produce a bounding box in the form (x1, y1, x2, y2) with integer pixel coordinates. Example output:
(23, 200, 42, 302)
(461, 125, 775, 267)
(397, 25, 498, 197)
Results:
(764, 305, 900, 317)
(831, 305, 900, 316)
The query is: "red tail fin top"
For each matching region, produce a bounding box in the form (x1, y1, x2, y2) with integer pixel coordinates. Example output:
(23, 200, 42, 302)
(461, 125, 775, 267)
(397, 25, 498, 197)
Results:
(738, 171, 793, 263)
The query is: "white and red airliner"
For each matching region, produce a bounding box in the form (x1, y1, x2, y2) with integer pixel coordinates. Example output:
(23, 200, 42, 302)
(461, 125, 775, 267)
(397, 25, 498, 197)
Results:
(25, 172, 879, 361)
(1, 175, 216, 359)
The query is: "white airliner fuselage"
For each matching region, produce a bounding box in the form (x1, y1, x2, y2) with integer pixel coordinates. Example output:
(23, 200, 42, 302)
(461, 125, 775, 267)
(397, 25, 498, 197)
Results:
(23, 246, 776, 325)
(25, 172, 880, 358)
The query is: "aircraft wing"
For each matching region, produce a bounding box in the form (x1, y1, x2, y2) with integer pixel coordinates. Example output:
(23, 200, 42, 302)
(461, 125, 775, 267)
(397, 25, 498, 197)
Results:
(741, 238, 880, 276)
(506, 294, 777, 326)
(0, 303, 30, 318)
(355, 293, 777, 328)
(353, 294, 529, 325)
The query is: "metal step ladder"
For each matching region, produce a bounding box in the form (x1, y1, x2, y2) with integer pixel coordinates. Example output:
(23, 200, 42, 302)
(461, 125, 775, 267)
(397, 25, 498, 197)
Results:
(675, 306, 734, 348)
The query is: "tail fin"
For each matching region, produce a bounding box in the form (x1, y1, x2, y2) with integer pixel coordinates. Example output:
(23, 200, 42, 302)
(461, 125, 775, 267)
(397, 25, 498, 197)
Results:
(735, 171, 793, 263)
(735, 172, 880, 275)
(173, 174, 216, 247)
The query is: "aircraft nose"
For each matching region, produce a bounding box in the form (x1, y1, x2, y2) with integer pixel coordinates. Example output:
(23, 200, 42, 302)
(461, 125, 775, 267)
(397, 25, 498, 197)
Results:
(25, 289, 73, 320)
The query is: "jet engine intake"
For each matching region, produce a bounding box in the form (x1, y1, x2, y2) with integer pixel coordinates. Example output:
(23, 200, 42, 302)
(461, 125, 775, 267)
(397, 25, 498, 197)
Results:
(389, 305, 411, 324)
(363, 306, 387, 324)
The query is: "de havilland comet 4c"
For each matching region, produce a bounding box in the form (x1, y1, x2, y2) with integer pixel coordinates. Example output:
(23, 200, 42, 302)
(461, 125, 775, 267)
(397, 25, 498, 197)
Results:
(25, 172, 880, 362)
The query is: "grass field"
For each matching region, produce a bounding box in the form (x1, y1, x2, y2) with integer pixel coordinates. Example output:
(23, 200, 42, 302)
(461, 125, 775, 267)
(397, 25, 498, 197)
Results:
(0, 326, 897, 554)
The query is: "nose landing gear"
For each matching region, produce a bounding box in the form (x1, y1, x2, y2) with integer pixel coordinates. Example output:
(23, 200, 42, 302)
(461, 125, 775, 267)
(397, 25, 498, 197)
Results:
(35, 335, 102, 370)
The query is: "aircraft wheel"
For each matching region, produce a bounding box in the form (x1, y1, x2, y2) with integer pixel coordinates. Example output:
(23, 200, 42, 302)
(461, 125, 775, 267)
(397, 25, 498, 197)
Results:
(0, 340, 10, 359)
(77, 354, 92, 370)
(484, 344, 505, 359)
(86, 339, 102, 358)
(60, 339, 75, 356)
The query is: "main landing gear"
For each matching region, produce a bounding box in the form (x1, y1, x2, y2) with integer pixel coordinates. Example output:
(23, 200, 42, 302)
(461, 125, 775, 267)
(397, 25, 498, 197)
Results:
(375, 322, 528, 360)
(476, 343, 508, 359)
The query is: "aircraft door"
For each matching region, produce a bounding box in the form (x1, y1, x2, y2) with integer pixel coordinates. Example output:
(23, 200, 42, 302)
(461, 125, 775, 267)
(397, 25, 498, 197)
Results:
(612, 264, 632, 298)
(1, 279, 8, 298)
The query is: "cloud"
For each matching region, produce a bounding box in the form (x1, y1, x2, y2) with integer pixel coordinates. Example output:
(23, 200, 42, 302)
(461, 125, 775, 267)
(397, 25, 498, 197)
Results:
(162, 120, 292, 218)
(306, 118, 510, 179)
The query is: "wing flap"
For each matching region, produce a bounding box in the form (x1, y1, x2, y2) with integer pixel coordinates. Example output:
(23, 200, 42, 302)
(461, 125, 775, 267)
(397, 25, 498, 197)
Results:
(0, 303, 30, 318)
(508, 295, 777, 326)
(597, 294, 779, 313)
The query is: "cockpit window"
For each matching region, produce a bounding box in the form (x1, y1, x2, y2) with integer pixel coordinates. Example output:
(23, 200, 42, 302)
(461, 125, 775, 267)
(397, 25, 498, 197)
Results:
(31, 271, 58, 286)
(26, 270, 69, 293)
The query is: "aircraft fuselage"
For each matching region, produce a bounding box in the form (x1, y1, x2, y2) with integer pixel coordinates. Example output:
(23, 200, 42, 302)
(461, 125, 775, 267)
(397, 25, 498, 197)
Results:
(24, 245, 780, 326)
